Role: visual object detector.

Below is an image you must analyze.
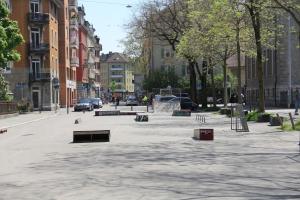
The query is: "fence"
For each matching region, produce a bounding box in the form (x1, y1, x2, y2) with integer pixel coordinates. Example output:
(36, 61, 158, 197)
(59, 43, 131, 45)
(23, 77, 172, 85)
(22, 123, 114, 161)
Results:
(0, 102, 18, 115)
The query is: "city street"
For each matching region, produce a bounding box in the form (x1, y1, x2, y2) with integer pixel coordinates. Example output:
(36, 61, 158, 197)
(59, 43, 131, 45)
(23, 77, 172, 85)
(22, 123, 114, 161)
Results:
(0, 107, 300, 199)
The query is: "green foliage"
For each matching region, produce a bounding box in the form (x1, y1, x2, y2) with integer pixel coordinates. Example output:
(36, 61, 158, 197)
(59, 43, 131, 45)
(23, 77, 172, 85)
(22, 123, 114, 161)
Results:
(143, 69, 187, 91)
(281, 120, 300, 131)
(0, 74, 11, 101)
(246, 111, 260, 121)
(109, 80, 116, 93)
(0, 1, 24, 68)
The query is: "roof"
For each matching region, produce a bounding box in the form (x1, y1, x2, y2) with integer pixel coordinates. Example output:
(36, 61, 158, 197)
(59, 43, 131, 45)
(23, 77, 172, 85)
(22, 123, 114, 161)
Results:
(101, 52, 129, 63)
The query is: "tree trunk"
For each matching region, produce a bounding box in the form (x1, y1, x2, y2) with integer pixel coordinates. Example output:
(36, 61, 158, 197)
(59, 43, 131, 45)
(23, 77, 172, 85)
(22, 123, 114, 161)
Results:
(201, 60, 208, 108)
(223, 48, 228, 108)
(209, 59, 217, 107)
(236, 24, 242, 105)
(249, 3, 265, 113)
(188, 59, 197, 103)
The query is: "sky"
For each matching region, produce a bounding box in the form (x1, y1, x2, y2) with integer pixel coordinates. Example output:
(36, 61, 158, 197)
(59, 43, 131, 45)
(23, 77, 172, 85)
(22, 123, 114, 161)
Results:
(77, 0, 143, 54)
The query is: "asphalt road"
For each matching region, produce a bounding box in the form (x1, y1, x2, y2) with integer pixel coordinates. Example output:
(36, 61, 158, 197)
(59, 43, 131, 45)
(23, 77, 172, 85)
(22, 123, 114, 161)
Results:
(0, 107, 300, 199)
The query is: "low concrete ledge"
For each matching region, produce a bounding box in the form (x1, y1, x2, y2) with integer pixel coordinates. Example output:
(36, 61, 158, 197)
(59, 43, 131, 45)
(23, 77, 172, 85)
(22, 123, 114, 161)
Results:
(95, 110, 120, 116)
(120, 111, 140, 115)
(73, 130, 110, 143)
(193, 129, 214, 140)
(172, 110, 191, 117)
(135, 114, 148, 122)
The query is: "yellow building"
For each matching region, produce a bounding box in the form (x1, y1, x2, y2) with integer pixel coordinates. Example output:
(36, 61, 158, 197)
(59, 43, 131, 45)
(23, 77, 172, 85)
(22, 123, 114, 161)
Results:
(100, 52, 134, 99)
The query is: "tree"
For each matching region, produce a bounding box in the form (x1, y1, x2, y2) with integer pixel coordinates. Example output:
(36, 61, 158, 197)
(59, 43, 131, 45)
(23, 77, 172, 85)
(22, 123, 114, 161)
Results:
(130, 0, 200, 103)
(143, 69, 185, 92)
(0, 1, 24, 101)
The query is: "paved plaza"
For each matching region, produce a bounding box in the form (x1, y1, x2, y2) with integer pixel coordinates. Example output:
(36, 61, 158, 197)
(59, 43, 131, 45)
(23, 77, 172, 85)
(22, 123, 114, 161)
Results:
(0, 106, 300, 199)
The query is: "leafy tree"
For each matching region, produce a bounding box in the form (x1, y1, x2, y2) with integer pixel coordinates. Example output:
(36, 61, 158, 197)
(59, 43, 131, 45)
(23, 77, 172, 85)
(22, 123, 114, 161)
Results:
(0, 1, 24, 101)
(143, 69, 186, 92)
(110, 80, 116, 93)
(0, 1, 24, 68)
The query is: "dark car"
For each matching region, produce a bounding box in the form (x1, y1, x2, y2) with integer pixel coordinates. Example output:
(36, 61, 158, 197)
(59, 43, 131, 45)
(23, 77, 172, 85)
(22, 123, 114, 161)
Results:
(90, 98, 103, 109)
(74, 98, 94, 111)
(169, 97, 199, 111)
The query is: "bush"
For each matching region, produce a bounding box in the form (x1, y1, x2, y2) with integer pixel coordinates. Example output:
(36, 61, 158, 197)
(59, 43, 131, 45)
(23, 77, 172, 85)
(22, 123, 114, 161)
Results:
(17, 101, 32, 113)
(246, 112, 259, 121)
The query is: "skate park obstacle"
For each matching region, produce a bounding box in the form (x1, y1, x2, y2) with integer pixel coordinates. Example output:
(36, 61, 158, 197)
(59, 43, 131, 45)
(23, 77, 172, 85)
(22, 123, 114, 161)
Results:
(73, 130, 110, 143)
(135, 113, 149, 122)
(193, 129, 214, 140)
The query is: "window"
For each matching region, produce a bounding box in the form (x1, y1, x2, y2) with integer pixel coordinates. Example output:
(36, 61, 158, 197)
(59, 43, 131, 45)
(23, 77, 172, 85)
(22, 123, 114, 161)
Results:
(31, 28, 40, 48)
(30, 0, 40, 13)
(3, 62, 12, 74)
(31, 58, 41, 78)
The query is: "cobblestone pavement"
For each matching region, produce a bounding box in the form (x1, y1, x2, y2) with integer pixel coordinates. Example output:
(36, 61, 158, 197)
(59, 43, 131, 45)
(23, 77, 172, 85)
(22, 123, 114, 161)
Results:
(0, 107, 299, 200)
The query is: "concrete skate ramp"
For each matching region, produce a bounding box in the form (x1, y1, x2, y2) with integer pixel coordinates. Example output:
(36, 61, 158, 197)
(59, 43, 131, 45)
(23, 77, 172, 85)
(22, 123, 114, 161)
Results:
(73, 130, 110, 143)
(153, 101, 180, 113)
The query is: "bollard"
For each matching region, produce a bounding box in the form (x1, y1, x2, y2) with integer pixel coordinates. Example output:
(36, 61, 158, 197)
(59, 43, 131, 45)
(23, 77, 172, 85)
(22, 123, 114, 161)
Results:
(131, 106, 133, 111)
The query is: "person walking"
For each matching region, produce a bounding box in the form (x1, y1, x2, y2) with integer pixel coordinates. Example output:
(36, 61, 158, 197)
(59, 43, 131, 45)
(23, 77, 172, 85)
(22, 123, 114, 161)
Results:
(142, 95, 148, 105)
(295, 89, 300, 115)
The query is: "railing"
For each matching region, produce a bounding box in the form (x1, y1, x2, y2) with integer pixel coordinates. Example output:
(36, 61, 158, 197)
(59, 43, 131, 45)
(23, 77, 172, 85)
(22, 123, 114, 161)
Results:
(0, 102, 18, 115)
(69, 0, 78, 6)
(29, 71, 51, 82)
(70, 17, 78, 26)
(70, 57, 79, 66)
(28, 13, 49, 23)
(28, 43, 49, 53)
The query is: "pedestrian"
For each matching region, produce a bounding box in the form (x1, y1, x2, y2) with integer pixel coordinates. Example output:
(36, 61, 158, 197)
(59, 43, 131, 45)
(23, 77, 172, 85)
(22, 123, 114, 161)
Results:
(116, 97, 120, 106)
(295, 89, 300, 115)
(142, 95, 148, 105)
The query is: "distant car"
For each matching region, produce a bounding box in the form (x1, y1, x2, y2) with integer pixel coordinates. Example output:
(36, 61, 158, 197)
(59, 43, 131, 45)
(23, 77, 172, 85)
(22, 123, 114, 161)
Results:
(90, 98, 103, 109)
(74, 98, 94, 111)
(126, 96, 138, 106)
(168, 97, 199, 111)
(157, 95, 176, 102)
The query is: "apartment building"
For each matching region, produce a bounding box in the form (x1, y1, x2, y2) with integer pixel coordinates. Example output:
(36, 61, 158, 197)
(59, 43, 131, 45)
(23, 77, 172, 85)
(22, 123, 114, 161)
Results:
(143, 37, 188, 78)
(246, 15, 300, 108)
(77, 6, 101, 100)
(7, 0, 62, 110)
(58, 0, 77, 108)
(100, 52, 134, 99)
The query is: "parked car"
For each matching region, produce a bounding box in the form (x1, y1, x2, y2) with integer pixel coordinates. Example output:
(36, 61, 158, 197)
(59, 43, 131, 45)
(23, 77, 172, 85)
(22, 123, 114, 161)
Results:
(74, 98, 94, 111)
(126, 95, 138, 106)
(155, 95, 176, 102)
(168, 97, 199, 111)
(90, 98, 103, 109)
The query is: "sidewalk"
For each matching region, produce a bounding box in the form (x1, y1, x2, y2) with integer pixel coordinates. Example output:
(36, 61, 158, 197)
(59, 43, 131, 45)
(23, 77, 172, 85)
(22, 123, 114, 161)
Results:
(0, 109, 69, 129)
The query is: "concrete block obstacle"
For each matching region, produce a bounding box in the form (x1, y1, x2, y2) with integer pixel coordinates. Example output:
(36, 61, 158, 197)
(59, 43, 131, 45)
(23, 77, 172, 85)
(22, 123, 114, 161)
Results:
(193, 129, 214, 140)
(95, 110, 120, 116)
(73, 130, 110, 143)
(74, 118, 82, 124)
(172, 110, 191, 117)
(0, 128, 7, 134)
(135, 113, 149, 122)
(120, 111, 139, 116)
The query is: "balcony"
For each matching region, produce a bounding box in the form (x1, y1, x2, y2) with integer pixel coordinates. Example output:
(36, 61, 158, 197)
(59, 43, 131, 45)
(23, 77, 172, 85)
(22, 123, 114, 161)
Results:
(28, 13, 49, 24)
(111, 74, 124, 78)
(111, 67, 124, 71)
(69, 0, 78, 11)
(29, 71, 51, 82)
(89, 69, 96, 79)
(28, 43, 49, 54)
(70, 17, 78, 27)
(70, 57, 79, 67)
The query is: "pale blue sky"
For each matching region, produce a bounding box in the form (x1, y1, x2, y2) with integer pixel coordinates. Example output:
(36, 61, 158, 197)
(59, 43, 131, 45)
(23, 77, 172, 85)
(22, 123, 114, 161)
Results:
(77, 0, 143, 54)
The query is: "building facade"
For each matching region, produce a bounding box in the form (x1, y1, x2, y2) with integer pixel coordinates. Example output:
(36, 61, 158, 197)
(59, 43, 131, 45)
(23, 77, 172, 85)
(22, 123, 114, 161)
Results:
(246, 15, 300, 108)
(76, 6, 101, 100)
(100, 52, 134, 100)
(7, 0, 62, 110)
(143, 37, 188, 78)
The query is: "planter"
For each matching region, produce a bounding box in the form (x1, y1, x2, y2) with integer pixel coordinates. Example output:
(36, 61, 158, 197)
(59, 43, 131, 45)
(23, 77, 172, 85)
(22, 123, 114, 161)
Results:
(270, 116, 283, 126)
(257, 113, 271, 122)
